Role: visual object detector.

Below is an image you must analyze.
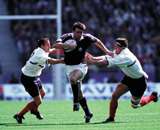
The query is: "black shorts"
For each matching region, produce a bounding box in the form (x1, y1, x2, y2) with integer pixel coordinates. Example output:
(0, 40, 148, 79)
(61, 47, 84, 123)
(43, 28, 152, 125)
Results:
(20, 73, 42, 98)
(121, 75, 147, 97)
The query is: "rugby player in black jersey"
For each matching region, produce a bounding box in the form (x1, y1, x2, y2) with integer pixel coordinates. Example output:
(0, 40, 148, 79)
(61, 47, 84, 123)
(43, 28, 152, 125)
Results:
(53, 22, 113, 123)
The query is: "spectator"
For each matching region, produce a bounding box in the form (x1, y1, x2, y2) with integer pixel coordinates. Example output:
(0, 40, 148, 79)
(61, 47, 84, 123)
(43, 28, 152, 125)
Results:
(5, 0, 160, 82)
(8, 73, 19, 84)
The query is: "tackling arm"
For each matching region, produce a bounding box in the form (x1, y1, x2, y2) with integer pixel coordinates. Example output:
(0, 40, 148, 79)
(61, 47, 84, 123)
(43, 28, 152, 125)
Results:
(52, 42, 64, 49)
(85, 52, 108, 65)
(47, 58, 64, 64)
(49, 48, 64, 55)
(53, 40, 77, 50)
(95, 39, 113, 57)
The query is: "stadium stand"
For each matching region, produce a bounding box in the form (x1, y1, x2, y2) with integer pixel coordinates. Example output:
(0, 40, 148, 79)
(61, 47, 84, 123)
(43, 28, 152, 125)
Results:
(3, 0, 160, 83)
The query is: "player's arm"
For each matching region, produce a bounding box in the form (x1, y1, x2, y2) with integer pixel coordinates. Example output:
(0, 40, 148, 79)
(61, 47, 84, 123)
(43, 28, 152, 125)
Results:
(53, 33, 76, 50)
(49, 48, 64, 55)
(53, 40, 76, 50)
(47, 58, 64, 64)
(94, 38, 113, 57)
(85, 52, 108, 65)
(52, 41, 64, 49)
(49, 48, 57, 54)
(92, 56, 109, 65)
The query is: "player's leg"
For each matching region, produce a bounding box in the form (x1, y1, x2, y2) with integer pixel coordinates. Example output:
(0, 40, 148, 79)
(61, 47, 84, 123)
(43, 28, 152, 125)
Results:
(131, 92, 158, 108)
(30, 84, 45, 120)
(70, 68, 93, 123)
(129, 76, 157, 108)
(103, 83, 129, 123)
(31, 78, 45, 120)
(13, 95, 41, 124)
(69, 69, 83, 111)
(131, 96, 141, 108)
(76, 81, 93, 123)
(13, 76, 42, 123)
(130, 77, 146, 108)
(79, 98, 93, 123)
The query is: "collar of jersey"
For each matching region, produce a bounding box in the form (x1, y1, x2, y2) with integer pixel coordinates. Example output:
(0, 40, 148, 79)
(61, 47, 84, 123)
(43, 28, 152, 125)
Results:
(71, 33, 84, 41)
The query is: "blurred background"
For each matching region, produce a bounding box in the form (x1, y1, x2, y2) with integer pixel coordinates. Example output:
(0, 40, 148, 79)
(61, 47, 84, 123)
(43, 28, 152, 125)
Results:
(0, 0, 160, 100)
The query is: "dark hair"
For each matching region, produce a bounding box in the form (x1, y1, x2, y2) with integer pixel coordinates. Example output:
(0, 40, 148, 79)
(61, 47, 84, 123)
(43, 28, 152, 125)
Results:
(116, 37, 128, 48)
(72, 22, 86, 31)
(37, 38, 49, 47)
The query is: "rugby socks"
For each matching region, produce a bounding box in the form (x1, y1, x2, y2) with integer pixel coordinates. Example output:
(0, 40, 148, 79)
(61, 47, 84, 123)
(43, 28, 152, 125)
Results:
(77, 82, 83, 100)
(18, 101, 37, 116)
(79, 97, 91, 116)
(109, 98, 118, 119)
(71, 83, 79, 103)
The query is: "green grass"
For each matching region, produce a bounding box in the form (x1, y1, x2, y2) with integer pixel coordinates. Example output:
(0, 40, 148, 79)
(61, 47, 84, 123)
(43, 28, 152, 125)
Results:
(0, 100, 159, 130)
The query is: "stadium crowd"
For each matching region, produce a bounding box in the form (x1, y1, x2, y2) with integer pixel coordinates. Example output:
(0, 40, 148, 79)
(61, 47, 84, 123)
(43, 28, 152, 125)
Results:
(4, 0, 160, 82)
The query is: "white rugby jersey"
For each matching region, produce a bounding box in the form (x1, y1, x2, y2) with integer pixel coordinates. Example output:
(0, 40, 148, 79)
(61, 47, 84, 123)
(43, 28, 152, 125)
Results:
(104, 48, 148, 79)
(22, 47, 51, 77)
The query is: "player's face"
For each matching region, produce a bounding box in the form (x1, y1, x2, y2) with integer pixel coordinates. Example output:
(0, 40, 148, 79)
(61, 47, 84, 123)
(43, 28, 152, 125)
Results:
(43, 40, 51, 52)
(114, 43, 122, 54)
(73, 28, 83, 40)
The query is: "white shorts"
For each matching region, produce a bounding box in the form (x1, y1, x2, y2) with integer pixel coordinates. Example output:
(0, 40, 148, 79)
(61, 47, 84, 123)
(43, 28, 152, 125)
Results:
(65, 63, 88, 80)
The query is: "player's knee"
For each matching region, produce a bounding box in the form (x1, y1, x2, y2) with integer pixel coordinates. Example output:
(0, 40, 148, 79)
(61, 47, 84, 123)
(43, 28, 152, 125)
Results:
(70, 77, 77, 84)
(36, 100, 42, 106)
(41, 91, 45, 98)
(34, 98, 42, 106)
(111, 93, 119, 100)
(131, 97, 140, 109)
(78, 93, 83, 101)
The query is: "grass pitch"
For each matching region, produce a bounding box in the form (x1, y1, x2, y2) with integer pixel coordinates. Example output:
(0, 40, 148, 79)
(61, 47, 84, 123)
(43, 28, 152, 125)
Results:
(0, 100, 159, 130)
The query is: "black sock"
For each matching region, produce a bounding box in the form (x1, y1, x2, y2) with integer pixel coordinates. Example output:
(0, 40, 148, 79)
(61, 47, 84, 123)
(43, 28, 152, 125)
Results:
(79, 97, 91, 116)
(71, 83, 79, 103)
(77, 82, 83, 100)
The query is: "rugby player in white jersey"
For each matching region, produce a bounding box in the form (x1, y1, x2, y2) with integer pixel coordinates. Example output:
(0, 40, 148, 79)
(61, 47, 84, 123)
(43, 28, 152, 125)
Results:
(13, 38, 64, 124)
(85, 37, 158, 123)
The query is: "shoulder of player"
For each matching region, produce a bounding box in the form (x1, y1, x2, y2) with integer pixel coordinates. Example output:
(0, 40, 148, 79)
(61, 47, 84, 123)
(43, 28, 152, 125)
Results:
(33, 48, 47, 56)
(59, 33, 74, 43)
(83, 33, 95, 38)
(61, 33, 73, 39)
(83, 33, 99, 41)
(117, 53, 133, 65)
(122, 48, 136, 59)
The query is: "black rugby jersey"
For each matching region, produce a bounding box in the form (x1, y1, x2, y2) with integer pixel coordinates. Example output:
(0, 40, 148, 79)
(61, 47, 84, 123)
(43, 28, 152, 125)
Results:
(60, 33, 97, 65)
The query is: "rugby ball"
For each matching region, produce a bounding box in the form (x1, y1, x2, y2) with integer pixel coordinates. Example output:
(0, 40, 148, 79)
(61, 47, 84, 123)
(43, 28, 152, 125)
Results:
(63, 39, 77, 52)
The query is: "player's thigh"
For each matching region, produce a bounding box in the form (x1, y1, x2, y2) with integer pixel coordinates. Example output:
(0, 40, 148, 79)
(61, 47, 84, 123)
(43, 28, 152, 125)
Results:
(113, 83, 129, 98)
(34, 77, 46, 98)
(67, 64, 88, 81)
(69, 69, 84, 81)
(129, 77, 147, 98)
(21, 74, 40, 98)
(22, 81, 40, 98)
(27, 85, 40, 98)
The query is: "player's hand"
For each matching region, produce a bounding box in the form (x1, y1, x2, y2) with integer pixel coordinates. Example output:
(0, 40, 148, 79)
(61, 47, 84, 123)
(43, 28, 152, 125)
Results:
(49, 48, 56, 54)
(49, 48, 64, 55)
(84, 52, 94, 64)
(107, 51, 114, 57)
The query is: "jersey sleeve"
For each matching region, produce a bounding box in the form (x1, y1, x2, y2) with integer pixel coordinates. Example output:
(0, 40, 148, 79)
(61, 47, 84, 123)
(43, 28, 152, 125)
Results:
(57, 33, 72, 43)
(105, 55, 131, 68)
(37, 54, 51, 65)
(85, 33, 98, 43)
